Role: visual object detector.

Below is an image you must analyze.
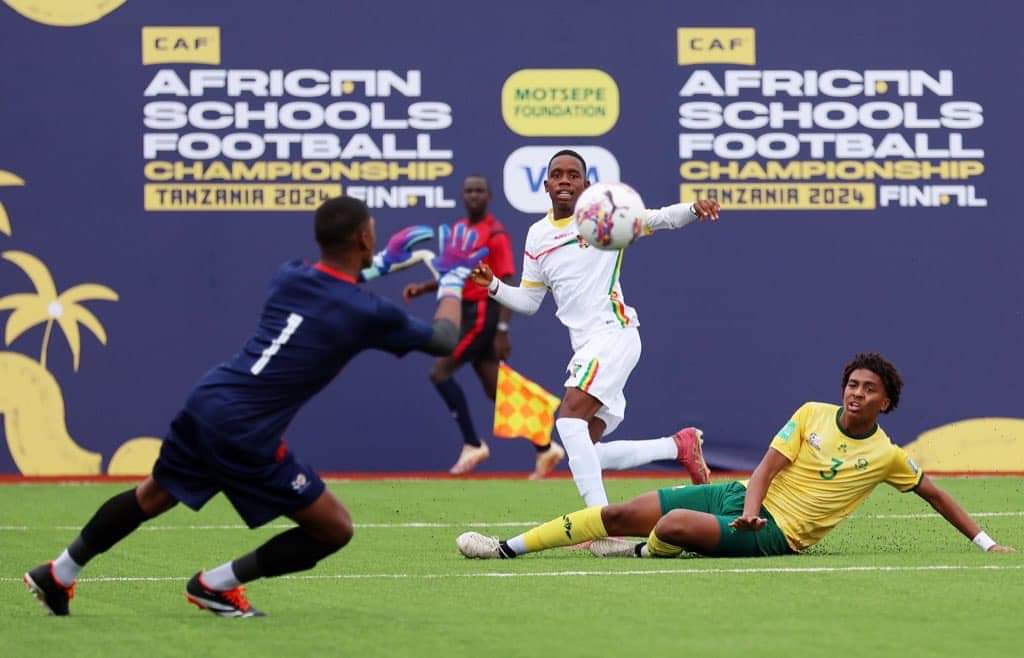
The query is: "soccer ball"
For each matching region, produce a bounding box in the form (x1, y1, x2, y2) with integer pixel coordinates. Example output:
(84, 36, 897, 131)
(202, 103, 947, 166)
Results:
(573, 182, 646, 250)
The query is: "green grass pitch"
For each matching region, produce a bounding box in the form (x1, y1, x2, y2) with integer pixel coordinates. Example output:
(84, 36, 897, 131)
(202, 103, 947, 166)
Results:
(2, 476, 1022, 657)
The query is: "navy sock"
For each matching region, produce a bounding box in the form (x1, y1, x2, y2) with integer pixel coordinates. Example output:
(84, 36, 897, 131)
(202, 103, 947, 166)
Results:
(232, 527, 341, 582)
(433, 378, 481, 447)
(68, 489, 150, 565)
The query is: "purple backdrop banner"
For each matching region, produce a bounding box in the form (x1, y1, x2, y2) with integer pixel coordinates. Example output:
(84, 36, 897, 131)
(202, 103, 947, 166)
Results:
(1, 0, 1020, 474)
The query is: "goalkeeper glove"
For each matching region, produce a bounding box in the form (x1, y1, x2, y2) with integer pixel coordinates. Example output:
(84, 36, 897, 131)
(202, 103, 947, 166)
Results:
(361, 224, 434, 280)
(432, 223, 489, 300)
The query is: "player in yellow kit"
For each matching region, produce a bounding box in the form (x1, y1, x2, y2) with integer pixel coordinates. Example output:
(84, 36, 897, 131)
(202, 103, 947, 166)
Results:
(457, 353, 1015, 558)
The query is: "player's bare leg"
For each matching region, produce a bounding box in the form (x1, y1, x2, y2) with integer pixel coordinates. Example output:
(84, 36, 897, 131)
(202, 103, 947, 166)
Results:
(136, 476, 179, 515)
(433, 356, 489, 474)
(472, 358, 499, 401)
(644, 509, 721, 556)
(188, 489, 352, 618)
(291, 488, 354, 547)
(600, 492, 664, 536)
(591, 506, 722, 558)
(586, 492, 666, 556)
(24, 476, 178, 616)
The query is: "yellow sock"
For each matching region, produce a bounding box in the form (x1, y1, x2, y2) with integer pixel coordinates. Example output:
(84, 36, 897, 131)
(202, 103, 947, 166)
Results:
(645, 529, 684, 558)
(522, 506, 607, 552)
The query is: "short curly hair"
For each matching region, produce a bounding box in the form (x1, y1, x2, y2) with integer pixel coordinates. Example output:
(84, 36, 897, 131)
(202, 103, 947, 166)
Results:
(841, 352, 903, 413)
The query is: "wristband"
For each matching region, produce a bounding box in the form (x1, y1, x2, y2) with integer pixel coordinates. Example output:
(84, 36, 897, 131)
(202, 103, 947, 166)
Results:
(496, 321, 510, 332)
(972, 530, 996, 551)
(437, 269, 467, 300)
(488, 278, 500, 295)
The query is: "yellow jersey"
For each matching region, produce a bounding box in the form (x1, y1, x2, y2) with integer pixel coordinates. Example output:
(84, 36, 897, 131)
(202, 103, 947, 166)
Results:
(761, 401, 924, 551)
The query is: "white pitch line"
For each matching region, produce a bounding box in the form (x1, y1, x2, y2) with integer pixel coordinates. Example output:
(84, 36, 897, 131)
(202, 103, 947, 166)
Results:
(0, 511, 1021, 532)
(0, 521, 541, 532)
(865, 511, 1024, 519)
(2, 564, 1022, 584)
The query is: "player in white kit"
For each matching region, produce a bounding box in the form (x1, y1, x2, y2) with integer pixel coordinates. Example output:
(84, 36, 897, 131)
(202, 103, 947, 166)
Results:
(470, 150, 721, 506)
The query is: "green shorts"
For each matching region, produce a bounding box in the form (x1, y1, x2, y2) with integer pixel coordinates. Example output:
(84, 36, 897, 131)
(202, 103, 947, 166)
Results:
(657, 481, 794, 557)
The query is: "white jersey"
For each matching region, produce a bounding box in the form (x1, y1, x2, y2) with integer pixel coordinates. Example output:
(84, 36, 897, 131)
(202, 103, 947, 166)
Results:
(520, 212, 639, 351)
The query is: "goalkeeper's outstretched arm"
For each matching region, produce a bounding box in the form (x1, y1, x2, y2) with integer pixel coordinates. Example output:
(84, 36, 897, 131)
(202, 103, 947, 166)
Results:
(420, 298, 461, 355)
(417, 222, 490, 356)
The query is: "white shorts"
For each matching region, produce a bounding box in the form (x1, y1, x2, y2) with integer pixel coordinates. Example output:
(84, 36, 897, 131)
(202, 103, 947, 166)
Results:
(563, 327, 641, 436)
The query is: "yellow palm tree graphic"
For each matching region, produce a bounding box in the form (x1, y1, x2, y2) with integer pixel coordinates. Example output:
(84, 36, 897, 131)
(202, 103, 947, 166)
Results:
(0, 169, 26, 236)
(0, 250, 118, 370)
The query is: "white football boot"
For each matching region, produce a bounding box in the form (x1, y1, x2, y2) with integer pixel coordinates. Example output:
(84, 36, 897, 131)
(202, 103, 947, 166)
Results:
(456, 532, 506, 559)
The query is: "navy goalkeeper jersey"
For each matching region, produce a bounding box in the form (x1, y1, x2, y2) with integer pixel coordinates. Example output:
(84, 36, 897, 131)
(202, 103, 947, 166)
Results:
(182, 259, 432, 456)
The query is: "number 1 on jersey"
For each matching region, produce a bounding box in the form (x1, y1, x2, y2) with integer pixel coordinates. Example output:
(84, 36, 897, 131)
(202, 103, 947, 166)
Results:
(251, 313, 304, 375)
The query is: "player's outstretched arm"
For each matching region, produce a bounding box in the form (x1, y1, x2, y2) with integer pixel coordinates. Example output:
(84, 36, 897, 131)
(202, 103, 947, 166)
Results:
(470, 263, 546, 316)
(643, 198, 720, 235)
(913, 476, 1015, 552)
(731, 447, 790, 532)
(424, 298, 461, 355)
(420, 224, 489, 356)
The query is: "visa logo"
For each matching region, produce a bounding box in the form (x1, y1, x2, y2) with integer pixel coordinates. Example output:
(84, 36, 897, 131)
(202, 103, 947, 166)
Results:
(521, 166, 602, 193)
(503, 146, 621, 213)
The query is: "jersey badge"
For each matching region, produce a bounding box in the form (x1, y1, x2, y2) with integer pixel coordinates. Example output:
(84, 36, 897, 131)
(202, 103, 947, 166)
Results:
(776, 420, 797, 442)
(290, 473, 310, 493)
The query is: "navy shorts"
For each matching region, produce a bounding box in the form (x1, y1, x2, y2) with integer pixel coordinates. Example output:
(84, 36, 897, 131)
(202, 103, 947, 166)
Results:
(152, 410, 326, 528)
(452, 298, 500, 365)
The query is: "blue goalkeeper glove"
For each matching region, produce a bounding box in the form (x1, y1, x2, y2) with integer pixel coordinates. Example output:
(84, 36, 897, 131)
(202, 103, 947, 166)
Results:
(361, 224, 434, 280)
(433, 223, 489, 300)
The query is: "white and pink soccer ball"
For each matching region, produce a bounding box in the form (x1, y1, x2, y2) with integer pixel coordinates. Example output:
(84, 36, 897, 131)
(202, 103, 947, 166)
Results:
(573, 182, 646, 251)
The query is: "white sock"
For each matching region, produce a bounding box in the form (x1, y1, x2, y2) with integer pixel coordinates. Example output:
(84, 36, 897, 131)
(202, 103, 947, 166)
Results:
(506, 535, 528, 555)
(201, 562, 241, 591)
(557, 418, 608, 506)
(596, 437, 677, 470)
(52, 549, 82, 586)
